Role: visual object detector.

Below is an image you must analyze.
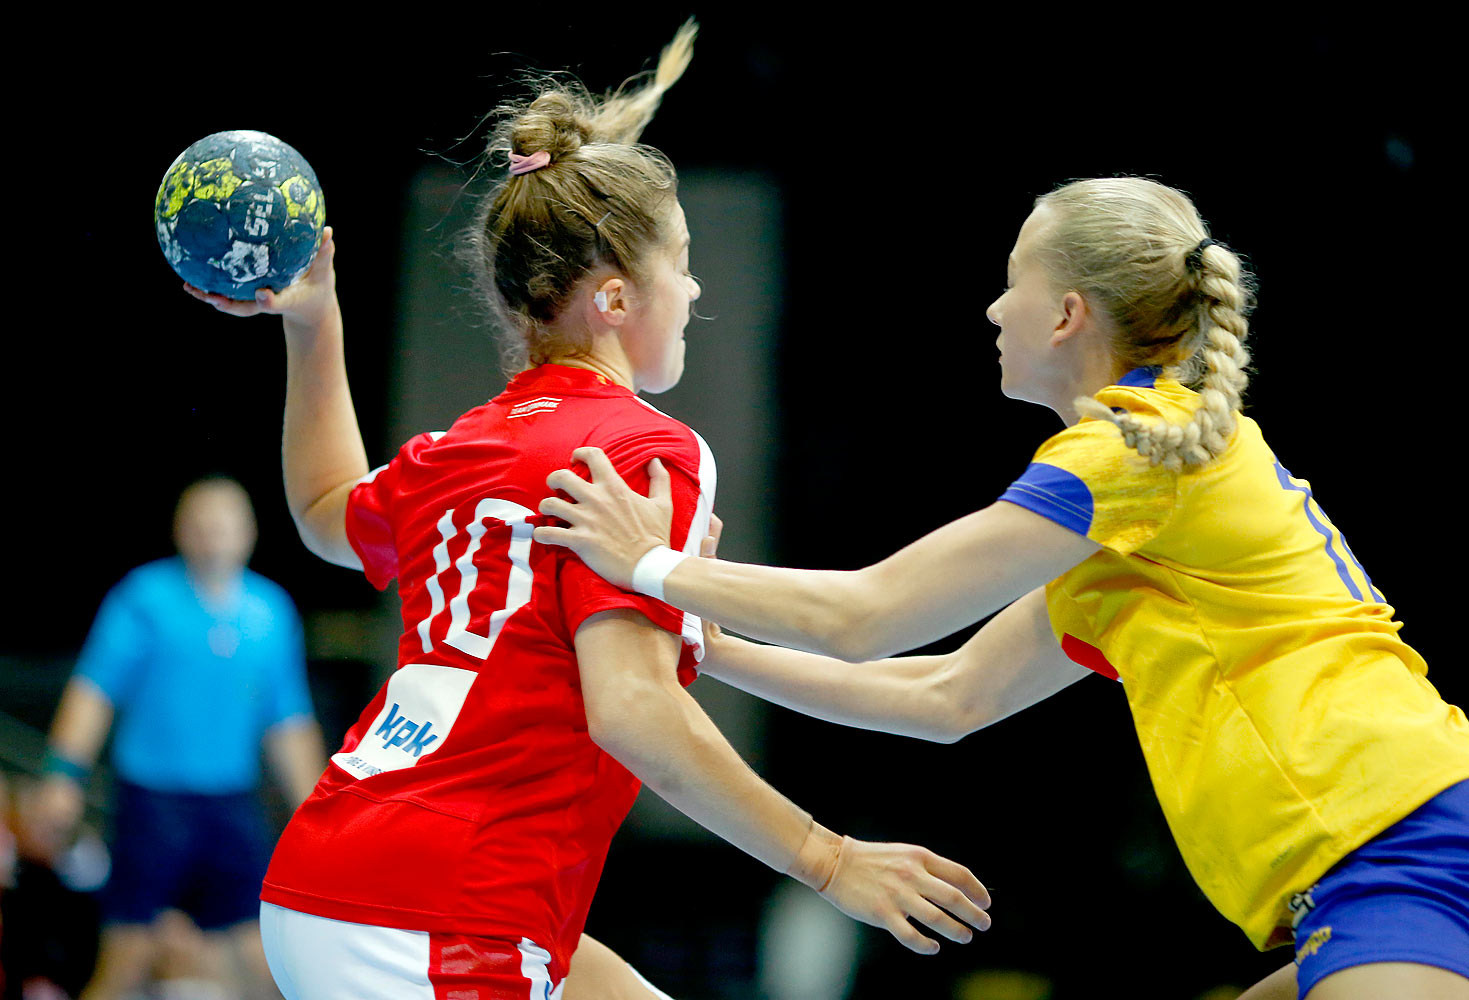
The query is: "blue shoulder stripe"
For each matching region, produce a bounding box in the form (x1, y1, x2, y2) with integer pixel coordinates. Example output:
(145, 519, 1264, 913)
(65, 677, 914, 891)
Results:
(999, 463, 1094, 536)
(1116, 366, 1162, 388)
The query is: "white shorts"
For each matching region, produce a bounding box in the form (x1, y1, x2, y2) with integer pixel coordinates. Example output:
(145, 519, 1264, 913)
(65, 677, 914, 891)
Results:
(260, 902, 565, 1000)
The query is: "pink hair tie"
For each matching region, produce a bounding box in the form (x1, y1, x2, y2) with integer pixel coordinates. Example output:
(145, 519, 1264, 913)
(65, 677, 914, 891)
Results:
(508, 150, 551, 176)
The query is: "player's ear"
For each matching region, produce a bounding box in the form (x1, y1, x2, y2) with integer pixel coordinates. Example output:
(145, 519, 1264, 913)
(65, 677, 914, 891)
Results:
(1050, 291, 1090, 346)
(591, 278, 628, 326)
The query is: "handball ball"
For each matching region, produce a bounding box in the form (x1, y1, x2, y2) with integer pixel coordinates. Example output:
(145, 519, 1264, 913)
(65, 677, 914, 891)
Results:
(154, 130, 325, 299)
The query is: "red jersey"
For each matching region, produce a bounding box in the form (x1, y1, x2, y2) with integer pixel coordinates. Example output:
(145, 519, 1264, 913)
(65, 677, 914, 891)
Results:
(260, 365, 715, 973)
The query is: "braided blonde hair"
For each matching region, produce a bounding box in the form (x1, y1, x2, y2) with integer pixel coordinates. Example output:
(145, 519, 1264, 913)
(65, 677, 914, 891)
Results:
(1036, 178, 1255, 469)
(464, 20, 697, 372)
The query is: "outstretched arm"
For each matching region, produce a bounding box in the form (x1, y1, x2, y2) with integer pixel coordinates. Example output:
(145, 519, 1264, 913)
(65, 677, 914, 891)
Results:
(576, 609, 991, 955)
(185, 228, 368, 568)
(702, 586, 1091, 743)
(537, 448, 1101, 661)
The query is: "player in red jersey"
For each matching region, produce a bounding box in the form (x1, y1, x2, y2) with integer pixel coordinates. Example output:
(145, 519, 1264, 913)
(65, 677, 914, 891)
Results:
(187, 22, 990, 1000)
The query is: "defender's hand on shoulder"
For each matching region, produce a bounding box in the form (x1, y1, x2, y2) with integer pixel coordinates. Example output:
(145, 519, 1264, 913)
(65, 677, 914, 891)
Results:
(536, 448, 676, 589)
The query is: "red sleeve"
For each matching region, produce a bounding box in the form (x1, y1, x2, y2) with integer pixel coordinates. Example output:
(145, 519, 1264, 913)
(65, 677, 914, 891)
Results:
(557, 462, 701, 639)
(556, 422, 711, 684)
(345, 432, 439, 591)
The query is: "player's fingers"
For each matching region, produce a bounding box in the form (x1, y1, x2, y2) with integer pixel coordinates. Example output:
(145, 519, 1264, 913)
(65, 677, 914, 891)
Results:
(701, 534, 717, 558)
(191, 287, 262, 316)
(570, 448, 626, 489)
(255, 288, 280, 312)
(538, 496, 577, 522)
(885, 913, 940, 956)
(546, 468, 594, 500)
(309, 227, 336, 271)
(184, 282, 238, 310)
(708, 514, 723, 552)
(921, 853, 990, 909)
(905, 895, 975, 944)
(532, 525, 574, 548)
(919, 875, 991, 932)
(647, 458, 671, 503)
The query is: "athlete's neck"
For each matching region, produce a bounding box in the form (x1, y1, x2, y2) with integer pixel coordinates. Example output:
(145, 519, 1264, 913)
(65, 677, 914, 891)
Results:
(185, 561, 243, 603)
(544, 351, 635, 393)
(1052, 356, 1136, 427)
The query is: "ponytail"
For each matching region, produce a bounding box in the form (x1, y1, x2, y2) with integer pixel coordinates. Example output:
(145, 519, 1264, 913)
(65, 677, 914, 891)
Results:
(464, 20, 698, 372)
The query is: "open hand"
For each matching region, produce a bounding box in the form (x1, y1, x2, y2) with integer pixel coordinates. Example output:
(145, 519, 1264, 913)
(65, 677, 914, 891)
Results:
(535, 447, 674, 589)
(183, 226, 337, 327)
(823, 836, 991, 954)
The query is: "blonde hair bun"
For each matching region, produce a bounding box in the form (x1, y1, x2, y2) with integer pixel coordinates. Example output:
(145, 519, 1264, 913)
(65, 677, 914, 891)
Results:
(509, 92, 591, 160)
(465, 20, 698, 372)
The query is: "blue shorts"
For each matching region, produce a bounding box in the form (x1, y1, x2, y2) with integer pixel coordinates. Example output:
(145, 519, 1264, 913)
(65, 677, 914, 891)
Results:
(1291, 778, 1469, 997)
(102, 780, 272, 931)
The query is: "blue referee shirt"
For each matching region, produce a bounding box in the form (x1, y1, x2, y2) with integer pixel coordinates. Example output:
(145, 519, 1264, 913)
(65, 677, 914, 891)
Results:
(75, 557, 313, 794)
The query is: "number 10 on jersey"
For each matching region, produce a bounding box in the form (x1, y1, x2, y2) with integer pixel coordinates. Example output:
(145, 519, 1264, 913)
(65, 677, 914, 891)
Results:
(415, 499, 537, 660)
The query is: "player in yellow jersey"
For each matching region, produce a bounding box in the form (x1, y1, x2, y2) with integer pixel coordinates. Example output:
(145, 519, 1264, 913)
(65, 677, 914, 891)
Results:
(533, 177, 1469, 999)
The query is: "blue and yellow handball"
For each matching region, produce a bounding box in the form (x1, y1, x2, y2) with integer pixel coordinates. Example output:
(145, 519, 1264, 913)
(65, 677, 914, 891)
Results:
(155, 130, 325, 299)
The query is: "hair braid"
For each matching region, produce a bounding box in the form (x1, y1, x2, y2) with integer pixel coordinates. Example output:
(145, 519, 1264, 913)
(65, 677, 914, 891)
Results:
(1169, 242, 1253, 467)
(1039, 178, 1256, 470)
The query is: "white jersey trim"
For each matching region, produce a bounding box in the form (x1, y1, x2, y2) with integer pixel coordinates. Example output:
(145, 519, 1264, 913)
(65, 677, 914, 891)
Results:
(357, 431, 447, 488)
(680, 429, 717, 663)
(630, 399, 716, 663)
(519, 938, 563, 1000)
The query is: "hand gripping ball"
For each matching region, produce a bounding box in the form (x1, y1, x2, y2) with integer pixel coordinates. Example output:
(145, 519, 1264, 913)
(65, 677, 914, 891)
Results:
(155, 130, 325, 299)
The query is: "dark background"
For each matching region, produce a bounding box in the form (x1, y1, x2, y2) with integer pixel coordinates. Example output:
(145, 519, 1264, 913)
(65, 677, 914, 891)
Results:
(3, 11, 1461, 999)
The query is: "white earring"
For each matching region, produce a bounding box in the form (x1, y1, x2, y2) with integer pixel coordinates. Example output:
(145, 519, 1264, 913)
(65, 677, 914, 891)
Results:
(594, 291, 609, 312)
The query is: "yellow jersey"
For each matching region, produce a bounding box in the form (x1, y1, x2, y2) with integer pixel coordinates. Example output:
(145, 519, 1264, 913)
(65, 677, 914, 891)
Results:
(998, 368, 1469, 949)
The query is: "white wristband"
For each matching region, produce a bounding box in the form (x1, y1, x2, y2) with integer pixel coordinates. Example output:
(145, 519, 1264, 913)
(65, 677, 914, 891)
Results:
(630, 545, 690, 602)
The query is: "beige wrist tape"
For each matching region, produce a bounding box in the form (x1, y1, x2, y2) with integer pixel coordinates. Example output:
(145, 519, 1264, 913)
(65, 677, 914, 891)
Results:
(787, 821, 845, 893)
